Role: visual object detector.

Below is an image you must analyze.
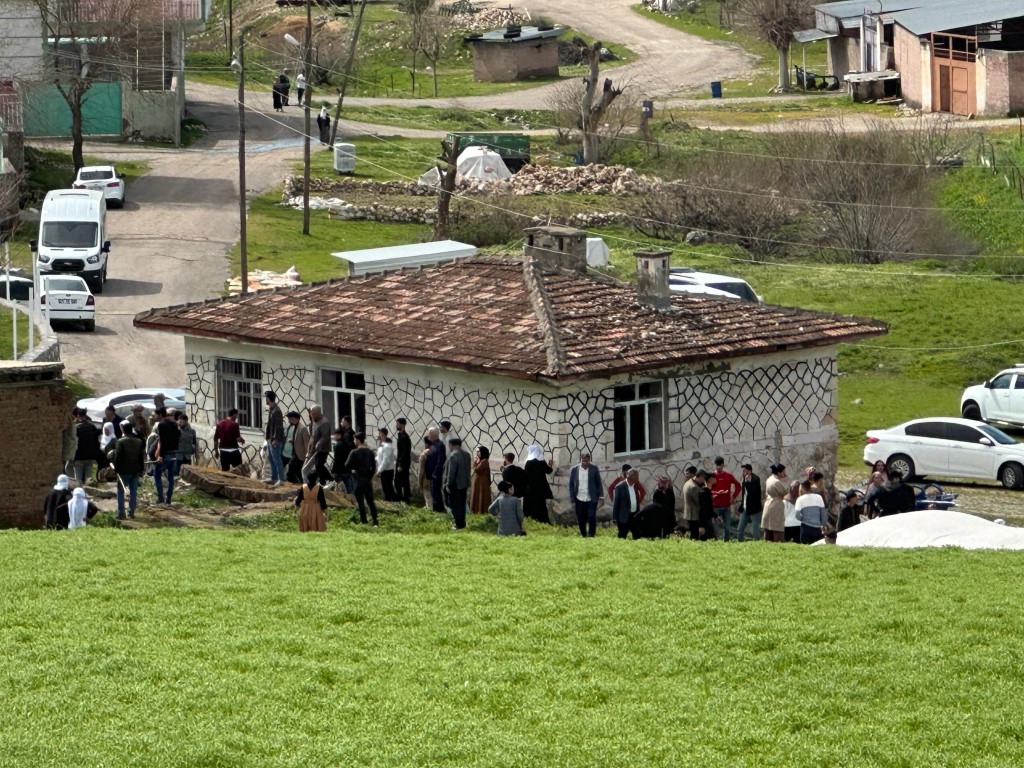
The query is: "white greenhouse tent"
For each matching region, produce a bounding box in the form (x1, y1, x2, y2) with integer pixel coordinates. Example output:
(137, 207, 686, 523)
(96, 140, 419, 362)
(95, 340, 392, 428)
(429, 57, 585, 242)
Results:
(417, 146, 513, 186)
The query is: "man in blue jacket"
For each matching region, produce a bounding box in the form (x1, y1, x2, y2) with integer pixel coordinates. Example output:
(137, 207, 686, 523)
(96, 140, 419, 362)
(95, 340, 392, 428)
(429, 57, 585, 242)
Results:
(568, 452, 603, 538)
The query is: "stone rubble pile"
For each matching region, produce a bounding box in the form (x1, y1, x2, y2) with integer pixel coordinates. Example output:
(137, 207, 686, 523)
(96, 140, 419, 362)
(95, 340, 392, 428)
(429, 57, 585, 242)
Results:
(446, 6, 532, 32)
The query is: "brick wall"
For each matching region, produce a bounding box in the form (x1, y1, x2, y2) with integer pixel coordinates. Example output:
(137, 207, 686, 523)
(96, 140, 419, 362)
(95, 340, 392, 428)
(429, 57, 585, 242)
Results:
(0, 362, 74, 528)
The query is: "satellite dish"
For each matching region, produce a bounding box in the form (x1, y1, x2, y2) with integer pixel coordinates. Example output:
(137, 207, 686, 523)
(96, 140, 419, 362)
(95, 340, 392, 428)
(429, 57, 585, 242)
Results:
(284, 33, 300, 48)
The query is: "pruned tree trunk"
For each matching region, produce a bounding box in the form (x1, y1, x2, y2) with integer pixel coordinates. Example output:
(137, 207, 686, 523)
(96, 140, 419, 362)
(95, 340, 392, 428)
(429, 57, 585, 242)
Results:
(777, 44, 791, 92)
(433, 138, 459, 241)
(577, 39, 622, 165)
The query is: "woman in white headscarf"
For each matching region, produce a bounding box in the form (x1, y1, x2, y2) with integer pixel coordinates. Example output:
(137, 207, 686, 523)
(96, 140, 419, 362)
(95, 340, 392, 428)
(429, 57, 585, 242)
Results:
(63, 487, 98, 530)
(522, 443, 554, 524)
(97, 422, 116, 479)
(43, 474, 73, 529)
(316, 106, 331, 145)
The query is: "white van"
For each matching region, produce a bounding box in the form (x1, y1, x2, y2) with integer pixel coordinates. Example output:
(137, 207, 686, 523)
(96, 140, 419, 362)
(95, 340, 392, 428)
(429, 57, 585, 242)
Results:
(34, 189, 110, 293)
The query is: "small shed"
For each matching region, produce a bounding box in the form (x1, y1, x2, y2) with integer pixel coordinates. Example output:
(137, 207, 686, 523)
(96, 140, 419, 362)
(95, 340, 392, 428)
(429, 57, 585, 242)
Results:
(333, 240, 478, 276)
(464, 24, 567, 82)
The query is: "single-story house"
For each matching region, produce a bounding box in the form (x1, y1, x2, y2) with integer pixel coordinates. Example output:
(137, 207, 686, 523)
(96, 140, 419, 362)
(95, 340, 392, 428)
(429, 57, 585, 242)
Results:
(810, 0, 1024, 116)
(134, 226, 887, 503)
(464, 25, 566, 82)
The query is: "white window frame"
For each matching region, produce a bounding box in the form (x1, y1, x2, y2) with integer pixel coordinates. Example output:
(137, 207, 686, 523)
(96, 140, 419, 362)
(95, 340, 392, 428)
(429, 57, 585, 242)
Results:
(612, 380, 666, 456)
(319, 368, 366, 432)
(216, 358, 263, 430)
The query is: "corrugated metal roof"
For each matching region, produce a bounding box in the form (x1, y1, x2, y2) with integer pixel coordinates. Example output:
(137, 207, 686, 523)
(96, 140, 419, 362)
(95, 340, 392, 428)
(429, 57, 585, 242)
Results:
(795, 28, 837, 43)
(814, 0, 918, 21)
(333, 240, 477, 276)
(894, 0, 1024, 35)
(467, 25, 567, 44)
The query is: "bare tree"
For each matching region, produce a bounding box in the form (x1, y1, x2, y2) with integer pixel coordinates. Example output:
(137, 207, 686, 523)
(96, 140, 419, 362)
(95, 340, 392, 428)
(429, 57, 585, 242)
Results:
(30, 0, 139, 170)
(432, 138, 458, 240)
(549, 68, 636, 164)
(402, 0, 431, 96)
(329, 0, 369, 146)
(419, 12, 450, 98)
(739, 0, 809, 92)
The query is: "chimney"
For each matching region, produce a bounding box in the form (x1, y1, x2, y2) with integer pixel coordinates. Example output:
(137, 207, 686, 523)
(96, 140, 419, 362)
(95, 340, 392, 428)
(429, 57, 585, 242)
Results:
(524, 226, 588, 274)
(634, 249, 672, 311)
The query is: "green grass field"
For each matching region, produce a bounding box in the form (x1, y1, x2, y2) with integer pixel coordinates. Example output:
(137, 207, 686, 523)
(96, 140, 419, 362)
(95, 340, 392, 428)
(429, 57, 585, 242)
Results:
(1, 528, 1023, 766)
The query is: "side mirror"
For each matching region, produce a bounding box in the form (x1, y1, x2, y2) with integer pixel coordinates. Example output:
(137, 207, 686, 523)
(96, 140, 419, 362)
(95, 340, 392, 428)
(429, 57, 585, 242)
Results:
(983, 380, 992, 388)
(102, 240, 111, 253)
(979, 437, 993, 446)
(29, 239, 37, 252)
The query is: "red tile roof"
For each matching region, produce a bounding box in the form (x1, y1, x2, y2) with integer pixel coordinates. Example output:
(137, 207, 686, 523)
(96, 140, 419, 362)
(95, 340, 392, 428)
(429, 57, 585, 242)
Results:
(134, 257, 887, 382)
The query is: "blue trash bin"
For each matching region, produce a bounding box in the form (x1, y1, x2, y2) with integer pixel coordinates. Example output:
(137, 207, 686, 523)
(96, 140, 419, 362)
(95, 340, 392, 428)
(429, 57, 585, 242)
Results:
(710, 81, 723, 98)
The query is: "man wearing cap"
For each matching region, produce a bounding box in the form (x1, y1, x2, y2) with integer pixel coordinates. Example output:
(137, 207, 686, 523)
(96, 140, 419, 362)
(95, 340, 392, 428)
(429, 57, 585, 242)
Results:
(394, 417, 412, 504)
(736, 463, 763, 542)
(711, 456, 741, 541)
(283, 411, 308, 484)
(443, 437, 472, 530)
(568, 451, 603, 537)
(264, 391, 286, 486)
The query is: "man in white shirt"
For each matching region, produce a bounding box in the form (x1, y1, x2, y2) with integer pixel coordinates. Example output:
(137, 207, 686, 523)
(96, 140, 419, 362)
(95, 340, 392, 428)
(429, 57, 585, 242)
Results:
(611, 468, 641, 539)
(568, 452, 603, 538)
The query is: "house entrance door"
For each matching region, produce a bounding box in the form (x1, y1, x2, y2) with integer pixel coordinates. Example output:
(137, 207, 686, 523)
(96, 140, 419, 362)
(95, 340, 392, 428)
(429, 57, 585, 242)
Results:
(931, 33, 976, 116)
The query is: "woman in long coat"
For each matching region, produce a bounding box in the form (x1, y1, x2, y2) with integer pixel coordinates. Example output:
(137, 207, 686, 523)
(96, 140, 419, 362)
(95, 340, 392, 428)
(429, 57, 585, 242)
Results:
(469, 446, 492, 514)
(762, 463, 788, 542)
(522, 444, 553, 524)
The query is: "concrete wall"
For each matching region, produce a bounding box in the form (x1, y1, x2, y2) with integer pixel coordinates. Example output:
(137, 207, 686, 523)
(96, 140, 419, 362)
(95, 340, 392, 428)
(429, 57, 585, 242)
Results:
(470, 39, 560, 83)
(894, 24, 926, 109)
(0, 361, 74, 528)
(122, 83, 180, 143)
(0, 0, 45, 81)
(182, 337, 841, 508)
(978, 49, 1024, 117)
(827, 35, 859, 80)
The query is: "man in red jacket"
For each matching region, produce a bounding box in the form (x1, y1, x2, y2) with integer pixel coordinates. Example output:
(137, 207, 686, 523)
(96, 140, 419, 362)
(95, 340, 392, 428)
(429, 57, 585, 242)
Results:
(711, 456, 741, 541)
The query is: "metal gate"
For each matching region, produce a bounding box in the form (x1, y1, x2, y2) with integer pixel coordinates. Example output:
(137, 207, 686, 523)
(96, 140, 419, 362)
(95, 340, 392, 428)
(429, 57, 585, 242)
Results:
(23, 80, 123, 138)
(931, 33, 976, 116)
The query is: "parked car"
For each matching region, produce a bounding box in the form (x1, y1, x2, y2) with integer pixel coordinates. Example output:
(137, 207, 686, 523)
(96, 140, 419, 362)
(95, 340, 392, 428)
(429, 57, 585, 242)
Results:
(40, 275, 95, 332)
(73, 165, 126, 208)
(0, 273, 34, 302)
(864, 417, 1024, 489)
(77, 387, 187, 425)
(960, 365, 1024, 427)
(668, 267, 762, 303)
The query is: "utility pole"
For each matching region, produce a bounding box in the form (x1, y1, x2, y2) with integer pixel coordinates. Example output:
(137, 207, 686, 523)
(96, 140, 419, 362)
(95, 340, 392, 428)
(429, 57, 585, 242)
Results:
(234, 28, 249, 294)
(302, 0, 312, 235)
(227, 0, 233, 64)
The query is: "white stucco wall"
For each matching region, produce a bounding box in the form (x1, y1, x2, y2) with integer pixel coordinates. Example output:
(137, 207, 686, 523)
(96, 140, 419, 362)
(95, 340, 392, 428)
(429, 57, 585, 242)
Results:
(181, 336, 841, 500)
(0, 0, 45, 81)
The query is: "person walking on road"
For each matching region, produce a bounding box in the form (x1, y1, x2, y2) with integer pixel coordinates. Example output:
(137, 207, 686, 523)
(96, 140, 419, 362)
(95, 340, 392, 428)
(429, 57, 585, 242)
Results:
(316, 106, 331, 145)
(295, 72, 306, 105)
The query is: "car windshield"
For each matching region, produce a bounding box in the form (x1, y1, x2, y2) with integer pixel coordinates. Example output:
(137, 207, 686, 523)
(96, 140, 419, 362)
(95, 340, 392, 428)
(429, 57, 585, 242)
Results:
(80, 170, 113, 181)
(45, 278, 86, 292)
(978, 424, 1018, 445)
(705, 281, 756, 302)
(41, 222, 98, 248)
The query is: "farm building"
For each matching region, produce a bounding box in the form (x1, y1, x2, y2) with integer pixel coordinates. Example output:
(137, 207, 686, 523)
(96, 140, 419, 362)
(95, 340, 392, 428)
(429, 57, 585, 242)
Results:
(464, 25, 566, 82)
(133, 226, 887, 503)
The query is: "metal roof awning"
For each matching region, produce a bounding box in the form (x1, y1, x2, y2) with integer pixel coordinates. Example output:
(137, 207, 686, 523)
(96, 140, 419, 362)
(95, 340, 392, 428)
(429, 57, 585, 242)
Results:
(844, 69, 900, 83)
(333, 240, 478, 277)
(794, 28, 837, 43)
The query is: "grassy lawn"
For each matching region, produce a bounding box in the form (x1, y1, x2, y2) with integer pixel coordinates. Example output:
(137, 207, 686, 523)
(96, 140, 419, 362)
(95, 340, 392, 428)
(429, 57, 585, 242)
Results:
(338, 104, 554, 132)
(1, 528, 1023, 766)
(633, 3, 829, 98)
(0, 307, 31, 359)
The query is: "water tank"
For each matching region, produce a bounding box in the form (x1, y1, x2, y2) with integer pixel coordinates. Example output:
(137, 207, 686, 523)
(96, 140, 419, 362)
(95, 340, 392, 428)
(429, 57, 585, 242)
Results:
(333, 142, 356, 174)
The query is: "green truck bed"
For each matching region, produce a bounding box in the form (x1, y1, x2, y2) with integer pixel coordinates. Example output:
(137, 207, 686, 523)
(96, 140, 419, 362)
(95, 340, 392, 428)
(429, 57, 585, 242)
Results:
(445, 131, 531, 171)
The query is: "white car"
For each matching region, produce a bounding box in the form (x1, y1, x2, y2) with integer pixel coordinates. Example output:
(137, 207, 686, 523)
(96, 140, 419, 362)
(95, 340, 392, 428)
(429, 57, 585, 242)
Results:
(72, 165, 125, 208)
(669, 267, 762, 303)
(40, 275, 95, 332)
(864, 417, 1024, 489)
(961, 365, 1024, 427)
(77, 387, 187, 425)
(0, 274, 34, 302)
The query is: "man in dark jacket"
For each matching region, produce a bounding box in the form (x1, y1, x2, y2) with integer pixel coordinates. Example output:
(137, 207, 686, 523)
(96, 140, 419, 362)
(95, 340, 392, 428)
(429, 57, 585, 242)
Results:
(443, 437, 472, 530)
(154, 408, 180, 504)
(113, 421, 145, 519)
(568, 452, 603, 538)
(344, 432, 378, 526)
(873, 470, 917, 516)
(394, 417, 413, 503)
(333, 416, 356, 492)
(501, 452, 528, 499)
(72, 410, 102, 485)
(424, 428, 446, 513)
(611, 468, 641, 539)
(264, 390, 286, 486)
(736, 463, 763, 542)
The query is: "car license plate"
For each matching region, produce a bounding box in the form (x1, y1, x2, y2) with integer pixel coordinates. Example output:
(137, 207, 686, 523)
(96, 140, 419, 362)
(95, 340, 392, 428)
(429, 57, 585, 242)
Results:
(58, 298, 76, 305)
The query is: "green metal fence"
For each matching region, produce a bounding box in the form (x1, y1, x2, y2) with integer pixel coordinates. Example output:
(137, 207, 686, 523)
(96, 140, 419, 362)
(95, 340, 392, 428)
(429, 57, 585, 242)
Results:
(23, 80, 122, 137)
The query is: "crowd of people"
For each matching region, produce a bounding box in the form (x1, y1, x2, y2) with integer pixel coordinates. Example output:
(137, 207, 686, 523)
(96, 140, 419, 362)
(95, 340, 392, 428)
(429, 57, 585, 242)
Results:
(49, 389, 921, 537)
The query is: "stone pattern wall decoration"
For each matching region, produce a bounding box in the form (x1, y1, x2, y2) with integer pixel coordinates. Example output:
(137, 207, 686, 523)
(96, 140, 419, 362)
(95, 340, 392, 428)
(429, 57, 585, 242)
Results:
(186, 354, 217, 427)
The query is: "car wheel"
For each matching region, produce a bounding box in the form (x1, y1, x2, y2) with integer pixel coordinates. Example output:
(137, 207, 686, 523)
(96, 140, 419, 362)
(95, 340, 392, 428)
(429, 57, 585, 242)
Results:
(887, 454, 916, 480)
(93, 276, 103, 295)
(1000, 462, 1024, 490)
(962, 402, 982, 421)
(84, 320, 95, 332)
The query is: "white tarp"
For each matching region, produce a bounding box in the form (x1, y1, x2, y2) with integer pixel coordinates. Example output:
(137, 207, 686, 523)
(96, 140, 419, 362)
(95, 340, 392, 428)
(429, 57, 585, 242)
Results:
(827, 510, 1024, 550)
(586, 237, 609, 267)
(417, 146, 513, 186)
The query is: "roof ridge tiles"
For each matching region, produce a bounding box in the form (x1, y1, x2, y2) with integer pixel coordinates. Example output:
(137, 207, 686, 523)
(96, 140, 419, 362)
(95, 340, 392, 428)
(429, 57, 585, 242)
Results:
(522, 257, 568, 377)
